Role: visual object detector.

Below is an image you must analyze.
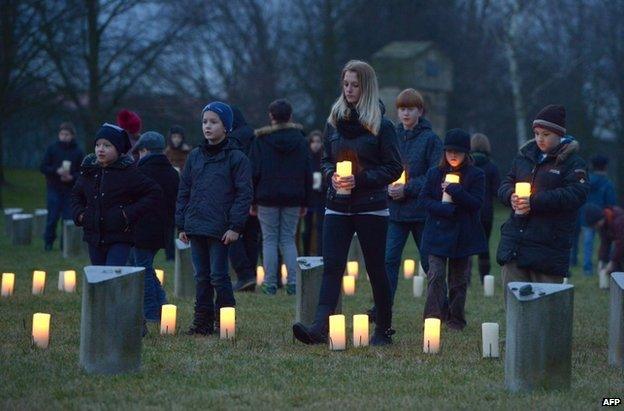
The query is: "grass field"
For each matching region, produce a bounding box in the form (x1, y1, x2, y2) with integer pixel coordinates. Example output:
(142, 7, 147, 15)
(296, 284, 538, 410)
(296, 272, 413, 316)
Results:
(0, 168, 622, 409)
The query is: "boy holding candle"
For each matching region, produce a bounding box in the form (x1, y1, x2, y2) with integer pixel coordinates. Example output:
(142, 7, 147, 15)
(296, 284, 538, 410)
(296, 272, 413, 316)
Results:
(497, 105, 589, 293)
(419, 128, 486, 330)
(176, 102, 253, 336)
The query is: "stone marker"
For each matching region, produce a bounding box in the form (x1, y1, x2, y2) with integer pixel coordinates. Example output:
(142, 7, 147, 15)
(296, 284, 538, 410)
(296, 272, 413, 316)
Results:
(174, 239, 195, 298)
(347, 234, 366, 278)
(505, 282, 574, 392)
(609, 272, 624, 367)
(4, 208, 23, 237)
(32, 209, 48, 239)
(80, 266, 144, 374)
(296, 256, 342, 325)
(11, 213, 33, 245)
(63, 220, 86, 258)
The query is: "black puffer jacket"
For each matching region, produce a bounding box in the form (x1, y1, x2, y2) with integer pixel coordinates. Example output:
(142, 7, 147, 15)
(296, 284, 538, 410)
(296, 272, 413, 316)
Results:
(40, 140, 85, 190)
(70, 154, 162, 246)
(496, 138, 589, 276)
(321, 109, 402, 213)
(229, 107, 255, 156)
(134, 154, 180, 249)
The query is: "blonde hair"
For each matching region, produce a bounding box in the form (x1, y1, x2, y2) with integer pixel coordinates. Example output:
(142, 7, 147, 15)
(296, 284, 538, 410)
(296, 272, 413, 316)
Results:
(328, 60, 382, 135)
(471, 133, 491, 154)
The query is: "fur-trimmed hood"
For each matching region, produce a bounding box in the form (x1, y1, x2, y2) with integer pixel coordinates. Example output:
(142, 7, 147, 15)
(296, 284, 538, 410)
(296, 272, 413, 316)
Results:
(80, 153, 135, 172)
(519, 136, 580, 165)
(254, 122, 303, 137)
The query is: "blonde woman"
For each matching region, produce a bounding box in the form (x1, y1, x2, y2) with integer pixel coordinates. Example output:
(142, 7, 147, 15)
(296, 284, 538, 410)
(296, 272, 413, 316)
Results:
(292, 60, 402, 346)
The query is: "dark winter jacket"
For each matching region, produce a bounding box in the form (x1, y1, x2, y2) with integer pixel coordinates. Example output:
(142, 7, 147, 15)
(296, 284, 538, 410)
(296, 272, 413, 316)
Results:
(472, 151, 501, 222)
(249, 123, 312, 207)
(579, 172, 617, 226)
(70, 154, 162, 246)
(40, 140, 85, 190)
(598, 206, 624, 268)
(389, 118, 442, 222)
(175, 139, 253, 238)
(418, 163, 487, 258)
(496, 138, 589, 276)
(229, 107, 255, 156)
(321, 110, 402, 213)
(134, 153, 180, 249)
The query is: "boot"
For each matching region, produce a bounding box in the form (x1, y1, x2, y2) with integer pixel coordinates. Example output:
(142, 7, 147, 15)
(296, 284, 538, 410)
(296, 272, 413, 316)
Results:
(233, 278, 256, 292)
(370, 328, 395, 346)
(292, 321, 328, 345)
(185, 308, 214, 336)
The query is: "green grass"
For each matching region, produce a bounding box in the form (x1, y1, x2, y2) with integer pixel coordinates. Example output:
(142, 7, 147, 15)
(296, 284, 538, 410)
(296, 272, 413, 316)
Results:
(1, 168, 622, 409)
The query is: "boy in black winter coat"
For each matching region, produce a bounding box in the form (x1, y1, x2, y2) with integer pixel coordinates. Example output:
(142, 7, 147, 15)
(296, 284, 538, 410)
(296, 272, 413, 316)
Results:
(176, 102, 253, 336)
(40, 122, 85, 250)
(130, 131, 180, 323)
(70, 123, 162, 266)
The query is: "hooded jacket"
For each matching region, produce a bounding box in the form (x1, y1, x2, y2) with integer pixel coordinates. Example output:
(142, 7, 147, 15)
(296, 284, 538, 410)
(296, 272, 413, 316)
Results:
(229, 107, 255, 156)
(496, 137, 589, 276)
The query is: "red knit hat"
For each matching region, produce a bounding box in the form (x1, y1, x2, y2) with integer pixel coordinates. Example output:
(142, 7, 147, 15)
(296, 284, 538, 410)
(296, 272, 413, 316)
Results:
(116, 109, 142, 135)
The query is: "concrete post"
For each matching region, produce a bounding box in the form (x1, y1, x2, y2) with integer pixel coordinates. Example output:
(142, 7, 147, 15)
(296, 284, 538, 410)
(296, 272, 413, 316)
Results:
(11, 213, 33, 245)
(296, 256, 342, 325)
(174, 239, 195, 298)
(609, 272, 624, 367)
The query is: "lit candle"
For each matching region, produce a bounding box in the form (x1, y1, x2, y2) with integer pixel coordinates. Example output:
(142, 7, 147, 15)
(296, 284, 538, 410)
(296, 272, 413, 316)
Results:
(1, 273, 15, 297)
(347, 261, 359, 278)
(62, 160, 72, 171)
(256, 266, 265, 285)
(442, 174, 460, 203)
(329, 314, 346, 350)
(423, 318, 441, 354)
(353, 314, 369, 347)
(483, 275, 495, 297)
(342, 275, 355, 295)
(160, 304, 177, 335)
(599, 269, 609, 289)
(32, 313, 51, 349)
(393, 170, 406, 185)
(563, 277, 569, 285)
(413, 275, 424, 297)
(281, 264, 288, 286)
(155, 269, 164, 285)
(481, 322, 500, 358)
(403, 259, 415, 279)
(220, 307, 235, 340)
(336, 161, 353, 195)
(514, 182, 531, 215)
(63, 270, 76, 293)
(32, 270, 46, 295)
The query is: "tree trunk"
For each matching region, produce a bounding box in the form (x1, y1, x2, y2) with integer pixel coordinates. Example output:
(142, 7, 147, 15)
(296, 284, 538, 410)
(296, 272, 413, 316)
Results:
(504, 4, 528, 149)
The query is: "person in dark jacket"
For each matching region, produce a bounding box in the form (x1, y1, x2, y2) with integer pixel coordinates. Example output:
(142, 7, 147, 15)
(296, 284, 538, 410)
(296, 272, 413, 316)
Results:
(292, 60, 402, 346)
(228, 106, 261, 292)
(302, 130, 326, 256)
(70, 123, 161, 265)
(571, 154, 617, 275)
(165, 125, 192, 172)
(176, 101, 253, 336)
(419, 129, 486, 330)
(585, 204, 624, 275)
(40, 122, 85, 250)
(250, 99, 312, 295)
(497, 105, 589, 295)
(470, 133, 501, 283)
(129, 131, 180, 323)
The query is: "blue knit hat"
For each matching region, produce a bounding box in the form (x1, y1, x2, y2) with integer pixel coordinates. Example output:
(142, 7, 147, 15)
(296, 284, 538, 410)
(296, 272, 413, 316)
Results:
(95, 123, 130, 155)
(202, 101, 233, 133)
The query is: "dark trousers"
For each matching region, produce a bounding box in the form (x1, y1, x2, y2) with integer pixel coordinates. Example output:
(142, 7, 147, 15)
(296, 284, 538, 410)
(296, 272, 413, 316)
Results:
(165, 227, 175, 261)
(228, 216, 260, 282)
(44, 185, 72, 245)
(129, 247, 167, 321)
(474, 218, 493, 282)
(385, 220, 428, 303)
(88, 243, 132, 266)
(303, 208, 324, 256)
(424, 255, 469, 330)
(315, 214, 392, 330)
(190, 235, 235, 319)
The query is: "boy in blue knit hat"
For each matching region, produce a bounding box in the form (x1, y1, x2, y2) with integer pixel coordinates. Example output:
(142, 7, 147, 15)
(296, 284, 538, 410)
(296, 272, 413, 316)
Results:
(176, 101, 253, 336)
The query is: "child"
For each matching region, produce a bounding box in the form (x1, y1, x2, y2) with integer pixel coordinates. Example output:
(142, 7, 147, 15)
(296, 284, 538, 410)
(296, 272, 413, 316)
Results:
(585, 204, 624, 275)
(165, 125, 191, 171)
(419, 128, 486, 330)
(302, 130, 326, 256)
(176, 101, 252, 336)
(70, 123, 161, 265)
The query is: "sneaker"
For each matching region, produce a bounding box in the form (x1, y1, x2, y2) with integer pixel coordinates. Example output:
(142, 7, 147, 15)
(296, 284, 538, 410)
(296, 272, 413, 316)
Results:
(292, 322, 328, 345)
(285, 284, 296, 295)
(261, 283, 277, 295)
(370, 328, 395, 346)
(233, 278, 256, 292)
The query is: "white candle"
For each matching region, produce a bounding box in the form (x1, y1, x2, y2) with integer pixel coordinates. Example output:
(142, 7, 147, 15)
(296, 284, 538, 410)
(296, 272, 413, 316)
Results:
(423, 318, 441, 354)
(599, 269, 609, 289)
(353, 314, 369, 347)
(256, 266, 265, 285)
(563, 277, 569, 285)
(514, 182, 531, 215)
(403, 259, 415, 279)
(442, 174, 460, 203)
(329, 314, 346, 350)
(336, 161, 352, 195)
(57, 271, 65, 291)
(281, 264, 288, 286)
(481, 322, 500, 358)
(32, 270, 46, 295)
(342, 275, 355, 295)
(155, 269, 165, 285)
(62, 160, 72, 171)
(220, 307, 235, 340)
(413, 275, 424, 297)
(160, 304, 177, 335)
(393, 170, 406, 185)
(1, 273, 15, 297)
(483, 275, 495, 297)
(63, 270, 76, 293)
(347, 261, 359, 278)
(32, 313, 51, 349)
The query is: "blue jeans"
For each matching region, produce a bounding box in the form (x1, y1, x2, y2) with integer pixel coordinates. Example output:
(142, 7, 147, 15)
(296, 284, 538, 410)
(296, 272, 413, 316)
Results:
(88, 243, 131, 266)
(228, 216, 260, 282)
(44, 186, 72, 245)
(581, 226, 596, 274)
(257, 206, 300, 286)
(190, 235, 235, 317)
(385, 220, 428, 303)
(129, 247, 167, 321)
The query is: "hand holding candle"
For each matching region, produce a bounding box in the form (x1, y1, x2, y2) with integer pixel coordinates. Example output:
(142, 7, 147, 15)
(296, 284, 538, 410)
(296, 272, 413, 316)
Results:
(335, 161, 353, 195)
(514, 182, 531, 215)
(442, 174, 460, 203)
